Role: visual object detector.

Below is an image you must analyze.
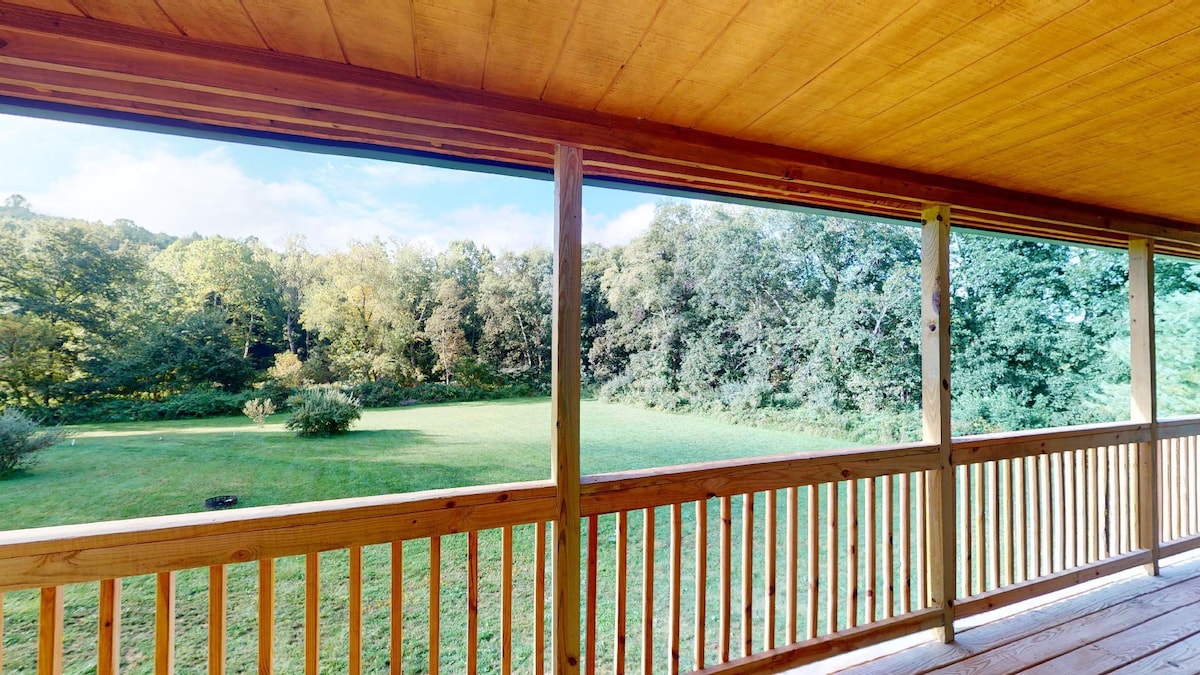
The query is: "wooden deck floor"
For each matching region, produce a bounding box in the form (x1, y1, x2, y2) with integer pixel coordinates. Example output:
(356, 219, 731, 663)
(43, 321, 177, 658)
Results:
(832, 554, 1200, 674)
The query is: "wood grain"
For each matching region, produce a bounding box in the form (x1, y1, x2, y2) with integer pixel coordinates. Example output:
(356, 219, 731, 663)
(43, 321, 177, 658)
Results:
(37, 586, 62, 675)
(209, 565, 226, 675)
(1130, 238, 1160, 573)
(98, 578, 120, 675)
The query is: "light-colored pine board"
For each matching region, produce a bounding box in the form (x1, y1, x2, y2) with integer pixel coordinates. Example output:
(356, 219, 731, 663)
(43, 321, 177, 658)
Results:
(987, 461, 999, 591)
(613, 512, 627, 675)
(696, 499, 709, 671)
(669, 504, 682, 674)
(1088, 447, 1100, 563)
(741, 492, 755, 655)
(155, 571, 175, 675)
(826, 481, 839, 635)
(1110, 624, 1200, 673)
(899, 474, 911, 615)
(536, 521, 547, 675)
(1, 592, 4, 675)
(865, 477, 876, 625)
(785, 487, 798, 643)
(258, 559, 274, 675)
(70, 0, 181, 33)
(1118, 444, 1130, 554)
(1065, 450, 1079, 569)
(208, 566, 227, 675)
(37, 586, 63, 675)
(98, 579, 120, 675)
(1130, 239, 1159, 572)
(552, 143, 583, 675)
(971, 462, 984, 594)
(324, 0, 417, 75)
(1003, 459, 1016, 586)
(429, 536, 441, 675)
(503, 524, 513, 675)
(305, 553, 319, 675)
(844, 558, 1200, 675)
(239, 0, 344, 61)
(806, 484, 819, 639)
(390, 542, 403, 675)
(642, 507, 655, 675)
(410, 0, 492, 86)
(480, 0, 576, 98)
(155, 0, 266, 48)
(916, 471, 927, 609)
(720, 495, 732, 662)
(847, 480, 859, 628)
(882, 475, 894, 619)
(349, 546, 362, 675)
(1021, 598, 1200, 674)
(586, 517, 598, 675)
(467, 533, 479, 675)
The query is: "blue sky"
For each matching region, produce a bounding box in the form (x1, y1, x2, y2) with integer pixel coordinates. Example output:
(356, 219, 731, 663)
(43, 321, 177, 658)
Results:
(0, 112, 663, 252)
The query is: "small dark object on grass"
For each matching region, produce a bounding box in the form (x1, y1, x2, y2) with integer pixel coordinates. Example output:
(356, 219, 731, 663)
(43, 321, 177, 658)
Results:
(204, 495, 238, 509)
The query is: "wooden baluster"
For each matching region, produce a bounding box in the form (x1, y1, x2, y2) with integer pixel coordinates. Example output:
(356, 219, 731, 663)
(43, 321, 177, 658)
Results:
(614, 513, 627, 675)
(99, 579, 121, 675)
(467, 534, 479, 675)
(741, 493, 754, 656)
(971, 463, 984, 593)
(305, 554, 319, 675)
(847, 480, 859, 628)
(1, 593, 4, 675)
(391, 542, 403, 675)
(1192, 436, 1199, 537)
(1005, 460, 1019, 585)
(586, 518, 598, 675)
(719, 495, 731, 662)
(1000, 460, 1013, 587)
(642, 508, 655, 675)
(882, 475, 894, 620)
(865, 477, 877, 624)
(806, 485, 819, 638)
(826, 482, 839, 633)
(38, 586, 63, 675)
(899, 474, 911, 615)
(350, 546, 363, 675)
(504, 525, 515, 675)
(695, 500, 708, 671)
(785, 487, 799, 643)
(209, 566, 226, 675)
(916, 472, 927, 608)
(536, 522, 547, 675)
(764, 489, 777, 650)
(987, 462, 1000, 591)
(669, 504, 682, 675)
(430, 537, 441, 675)
(1026, 458, 1038, 580)
(1080, 449, 1089, 564)
(1118, 445, 1130, 553)
(1106, 446, 1118, 557)
(1172, 439, 1181, 541)
(156, 571, 176, 675)
(1088, 448, 1100, 563)
(1049, 453, 1062, 572)
(259, 559, 274, 675)
(957, 466, 970, 597)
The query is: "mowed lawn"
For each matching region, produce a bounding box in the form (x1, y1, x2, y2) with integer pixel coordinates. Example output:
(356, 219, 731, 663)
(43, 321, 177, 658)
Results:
(1, 398, 848, 530)
(0, 399, 859, 674)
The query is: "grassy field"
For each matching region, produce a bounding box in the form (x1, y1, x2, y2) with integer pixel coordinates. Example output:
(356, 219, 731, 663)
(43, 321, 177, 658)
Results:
(0, 398, 868, 673)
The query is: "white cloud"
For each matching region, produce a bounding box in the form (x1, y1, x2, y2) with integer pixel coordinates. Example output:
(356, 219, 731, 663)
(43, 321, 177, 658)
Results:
(584, 202, 656, 246)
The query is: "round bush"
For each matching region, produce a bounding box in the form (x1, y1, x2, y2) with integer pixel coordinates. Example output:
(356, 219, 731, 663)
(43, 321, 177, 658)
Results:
(285, 388, 362, 436)
(0, 409, 66, 476)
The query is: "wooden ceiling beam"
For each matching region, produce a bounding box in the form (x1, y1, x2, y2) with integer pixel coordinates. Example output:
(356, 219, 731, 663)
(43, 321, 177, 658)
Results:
(1, 4, 1198, 254)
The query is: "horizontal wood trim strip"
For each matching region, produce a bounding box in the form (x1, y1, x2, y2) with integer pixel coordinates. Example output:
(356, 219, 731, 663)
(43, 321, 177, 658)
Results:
(1157, 417, 1200, 440)
(954, 549, 1152, 619)
(697, 608, 943, 674)
(0, 480, 554, 556)
(1, 5, 1199, 255)
(1159, 534, 1200, 558)
(952, 422, 1150, 465)
(580, 443, 939, 516)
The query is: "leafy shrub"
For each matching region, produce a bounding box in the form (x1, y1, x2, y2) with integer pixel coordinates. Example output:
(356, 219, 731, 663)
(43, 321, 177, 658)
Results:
(285, 387, 362, 436)
(242, 398, 276, 427)
(0, 409, 66, 476)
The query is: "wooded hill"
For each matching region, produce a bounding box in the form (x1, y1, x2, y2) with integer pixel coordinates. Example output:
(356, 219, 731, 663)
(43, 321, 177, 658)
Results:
(1, 194, 1196, 441)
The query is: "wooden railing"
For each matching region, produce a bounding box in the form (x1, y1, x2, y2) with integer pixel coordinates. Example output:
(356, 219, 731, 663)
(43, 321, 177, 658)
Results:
(3, 417, 1200, 673)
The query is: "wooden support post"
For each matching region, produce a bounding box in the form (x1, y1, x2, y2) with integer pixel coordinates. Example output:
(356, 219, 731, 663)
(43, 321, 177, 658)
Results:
(552, 143, 583, 674)
(1129, 238, 1160, 575)
(921, 205, 956, 642)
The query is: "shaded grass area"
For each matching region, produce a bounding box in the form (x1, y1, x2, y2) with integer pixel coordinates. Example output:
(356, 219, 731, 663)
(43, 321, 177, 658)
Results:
(0, 398, 856, 673)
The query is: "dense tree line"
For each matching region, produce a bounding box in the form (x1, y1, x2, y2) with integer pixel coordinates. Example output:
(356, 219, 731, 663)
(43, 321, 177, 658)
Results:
(0, 194, 1196, 440)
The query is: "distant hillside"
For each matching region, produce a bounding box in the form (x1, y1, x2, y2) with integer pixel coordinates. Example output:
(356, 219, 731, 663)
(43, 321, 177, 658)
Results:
(1, 194, 177, 251)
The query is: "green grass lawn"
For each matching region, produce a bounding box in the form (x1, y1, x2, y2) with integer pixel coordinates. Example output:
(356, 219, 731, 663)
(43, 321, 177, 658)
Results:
(1, 397, 848, 530)
(1, 398, 886, 674)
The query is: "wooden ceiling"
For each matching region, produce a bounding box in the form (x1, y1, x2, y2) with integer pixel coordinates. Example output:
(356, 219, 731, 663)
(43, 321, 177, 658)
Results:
(2, 0, 1200, 254)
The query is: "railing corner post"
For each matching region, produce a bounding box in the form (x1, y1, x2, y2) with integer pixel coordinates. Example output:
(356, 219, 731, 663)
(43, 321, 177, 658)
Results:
(1129, 237, 1160, 575)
